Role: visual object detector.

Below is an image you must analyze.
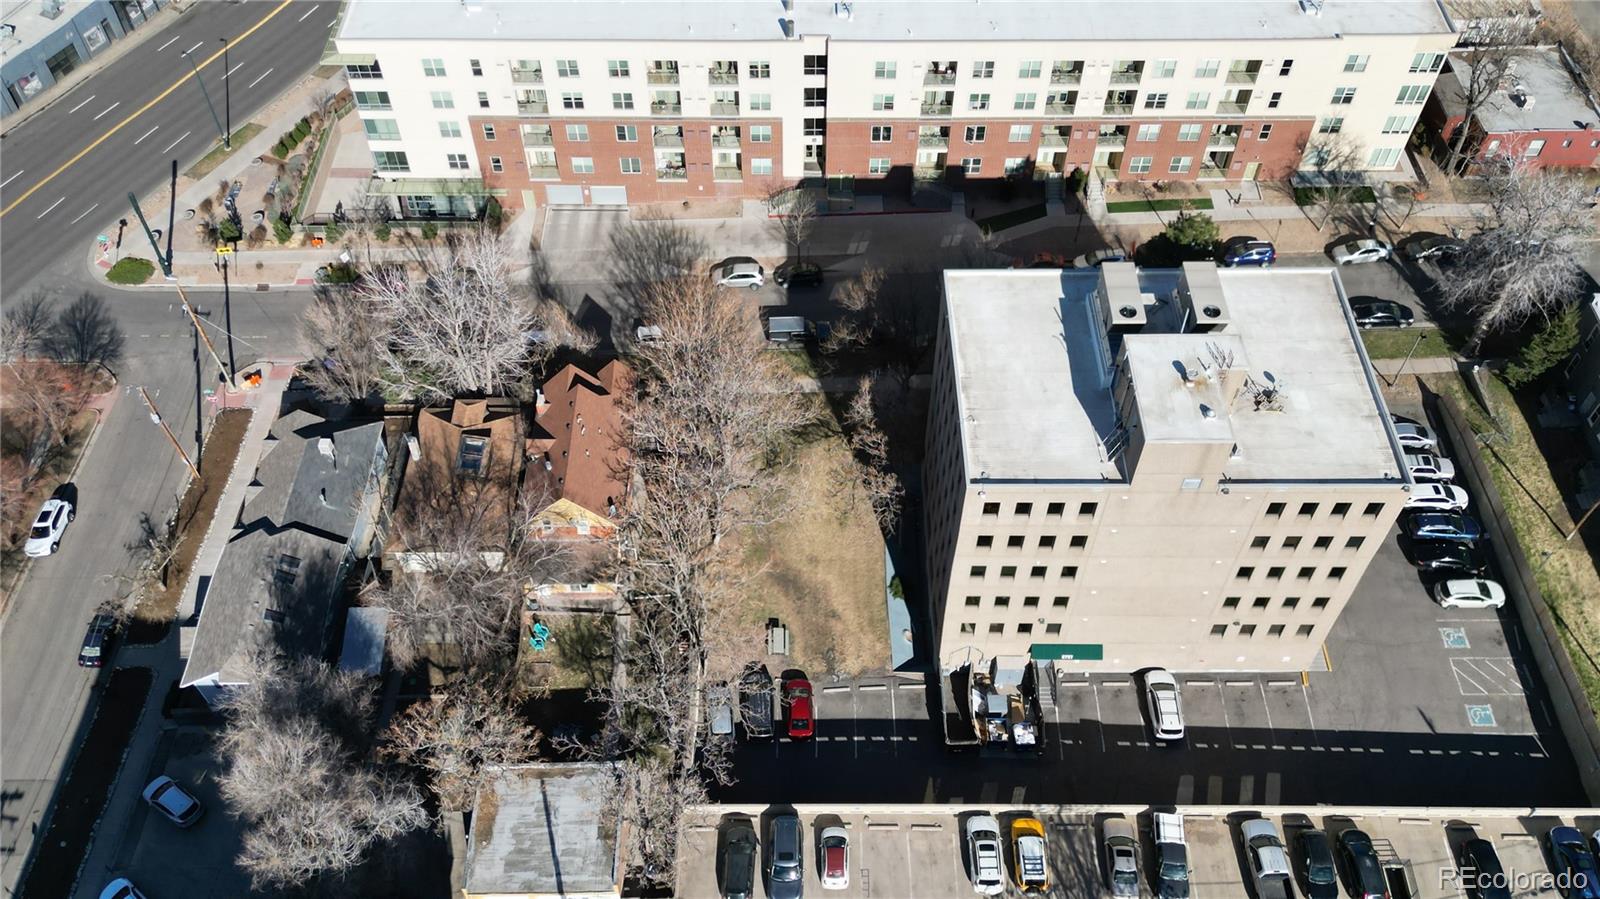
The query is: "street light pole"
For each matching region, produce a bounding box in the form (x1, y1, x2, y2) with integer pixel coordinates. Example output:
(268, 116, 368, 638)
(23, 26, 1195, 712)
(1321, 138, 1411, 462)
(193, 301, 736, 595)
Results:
(220, 37, 231, 149)
(183, 50, 228, 148)
(219, 252, 237, 380)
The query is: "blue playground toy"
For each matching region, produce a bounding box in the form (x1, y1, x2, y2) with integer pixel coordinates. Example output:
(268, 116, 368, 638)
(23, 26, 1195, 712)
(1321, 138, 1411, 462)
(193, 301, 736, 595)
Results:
(528, 621, 551, 651)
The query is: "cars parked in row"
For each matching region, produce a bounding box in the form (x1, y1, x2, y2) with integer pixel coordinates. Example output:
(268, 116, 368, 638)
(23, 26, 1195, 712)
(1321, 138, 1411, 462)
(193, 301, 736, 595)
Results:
(1339, 829, 1391, 899)
(1403, 452, 1456, 483)
(1102, 817, 1140, 897)
(1433, 578, 1507, 610)
(1404, 483, 1468, 512)
(1402, 234, 1466, 263)
(1142, 668, 1185, 742)
(783, 676, 815, 740)
(767, 813, 805, 899)
(720, 817, 758, 899)
(1242, 819, 1294, 899)
(1546, 826, 1600, 899)
(819, 825, 850, 890)
(774, 260, 824, 288)
(1331, 238, 1393, 265)
(1408, 541, 1489, 576)
(1350, 297, 1416, 328)
(965, 814, 1007, 895)
(1295, 828, 1340, 899)
(78, 613, 117, 668)
(1405, 512, 1484, 544)
(713, 257, 767, 290)
(1457, 837, 1511, 899)
(1010, 816, 1051, 893)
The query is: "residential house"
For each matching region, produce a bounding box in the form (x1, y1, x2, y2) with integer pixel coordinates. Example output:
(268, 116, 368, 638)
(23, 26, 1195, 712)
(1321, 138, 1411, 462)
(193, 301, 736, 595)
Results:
(527, 361, 630, 539)
(396, 397, 526, 543)
(462, 763, 623, 899)
(1428, 45, 1600, 170)
(180, 409, 389, 706)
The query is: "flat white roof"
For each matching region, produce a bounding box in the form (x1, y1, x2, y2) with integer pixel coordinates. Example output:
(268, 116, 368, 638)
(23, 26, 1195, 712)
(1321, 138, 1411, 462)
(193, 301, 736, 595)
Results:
(337, 0, 1451, 43)
(942, 267, 1402, 485)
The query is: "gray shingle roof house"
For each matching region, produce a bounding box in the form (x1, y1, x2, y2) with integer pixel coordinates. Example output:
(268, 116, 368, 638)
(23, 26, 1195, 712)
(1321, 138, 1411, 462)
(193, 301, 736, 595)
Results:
(180, 409, 388, 706)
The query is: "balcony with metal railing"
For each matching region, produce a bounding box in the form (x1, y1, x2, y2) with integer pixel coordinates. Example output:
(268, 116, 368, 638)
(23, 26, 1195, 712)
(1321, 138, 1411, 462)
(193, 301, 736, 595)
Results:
(918, 131, 949, 149)
(1096, 132, 1127, 148)
(713, 165, 742, 181)
(511, 66, 543, 84)
(1109, 70, 1143, 85)
(1226, 70, 1260, 84)
(921, 101, 953, 116)
(657, 166, 688, 181)
(1040, 131, 1070, 148)
(651, 96, 682, 116)
(1050, 68, 1083, 85)
(710, 102, 740, 117)
(1217, 101, 1250, 114)
(522, 128, 554, 147)
(653, 128, 684, 148)
(528, 165, 559, 179)
(1045, 101, 1076, 116)
(517, 100, 549, 115)
(1103, 103, 1134, 116)
(924, 67, 957, 85)
(1198, 164, 1226, 179)
(709, 67, 738, 85)
(1208, 131, 1239, 149)
(712, 130, 742, 148)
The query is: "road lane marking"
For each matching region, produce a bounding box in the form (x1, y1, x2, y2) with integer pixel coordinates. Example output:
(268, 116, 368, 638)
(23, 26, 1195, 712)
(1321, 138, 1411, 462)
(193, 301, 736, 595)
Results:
(36, 197, 65, 219)
(225, 62, 244, 79)
(93, 102, 121, 121)
(183, 41, 204, 56)
(247, 68, 274, 88)
(0, 170, 24, 190)
(0, 0, 294, 217)
(162, 130, 192, 153)
(134, 125, 160, 145)
(298, 3, 320, 21)
(67, 94, 97, 114)
(69, 202, 100, 224)
(156, 34, 181, 51)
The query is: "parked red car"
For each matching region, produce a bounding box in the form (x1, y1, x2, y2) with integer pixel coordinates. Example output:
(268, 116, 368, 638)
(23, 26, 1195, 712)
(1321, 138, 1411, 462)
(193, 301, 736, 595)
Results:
(784, 677, 815, 739)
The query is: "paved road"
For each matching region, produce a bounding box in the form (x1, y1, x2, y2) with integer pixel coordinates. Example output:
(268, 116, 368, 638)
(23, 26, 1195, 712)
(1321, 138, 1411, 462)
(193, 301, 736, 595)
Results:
(0, 0, 335, 293)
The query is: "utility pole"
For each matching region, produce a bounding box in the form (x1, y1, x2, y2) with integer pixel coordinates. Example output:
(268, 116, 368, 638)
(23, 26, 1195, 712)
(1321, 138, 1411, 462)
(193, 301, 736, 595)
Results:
(217, 251, 237, 380)
(183, 49, 228, 148)
(138, 387, 199, 480)
(219, 37, 232, 148)
(1387, 331, 1428, 387)
(175, 282, 231, 387)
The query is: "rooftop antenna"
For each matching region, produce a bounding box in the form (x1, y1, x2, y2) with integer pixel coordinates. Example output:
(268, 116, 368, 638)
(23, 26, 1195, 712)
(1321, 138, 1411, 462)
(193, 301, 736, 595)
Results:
(1243, 374, 1284, 412)
(1206, 342, 1235, 372)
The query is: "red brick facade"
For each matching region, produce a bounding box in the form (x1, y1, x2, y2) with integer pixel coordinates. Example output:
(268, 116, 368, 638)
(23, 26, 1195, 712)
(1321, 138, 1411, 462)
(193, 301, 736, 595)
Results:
(1430, 105, 1600, 171)
(470, 116, 785, 210)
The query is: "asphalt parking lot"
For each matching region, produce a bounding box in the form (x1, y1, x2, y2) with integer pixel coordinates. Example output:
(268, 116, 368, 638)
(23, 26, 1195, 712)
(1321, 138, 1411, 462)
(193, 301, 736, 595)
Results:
(678, 807, 1600, 899)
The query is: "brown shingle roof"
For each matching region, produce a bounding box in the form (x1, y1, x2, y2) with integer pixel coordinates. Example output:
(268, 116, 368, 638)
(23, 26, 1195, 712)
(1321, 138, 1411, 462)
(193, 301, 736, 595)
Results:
(530, 362, 630, 522)
(403, 398, 525, 534)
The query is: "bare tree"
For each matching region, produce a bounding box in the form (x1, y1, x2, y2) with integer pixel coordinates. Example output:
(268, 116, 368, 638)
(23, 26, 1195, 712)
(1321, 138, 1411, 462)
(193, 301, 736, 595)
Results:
(605, 216, 709, 315)
(48, 292, 124, 371)
(764, 182, 819, 262)
(842, 374, 904, 534)
(1437, 157, 1595, 351)
(383, 680, 540, 812)
(1440, 3, 1538, 174)
(1, 292, 55, 362)
(217, 655, 428, 891)
(300, 284, 389, 404)
(825, 267, 939, 386)
(1538, 7, 1600, 88)
(1296, 132, 1373, 231)
(602, 757, 707, 888)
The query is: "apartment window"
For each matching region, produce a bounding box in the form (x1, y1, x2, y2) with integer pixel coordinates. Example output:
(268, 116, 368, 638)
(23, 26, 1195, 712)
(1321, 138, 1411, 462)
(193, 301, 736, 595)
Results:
(1279, 59, 1294, 76)
(1053, 596, 1070, 608)
(1410, 52, 1445, 73)
(965, 125, 986, 142)
(1046, 623, 1063, 635)
(1188, 58, 1217, 78)
(446, 153, 470, 170)
(1344, 54, 1370, 73)
(1015, 502, 1033, 516)
(1007, 535, 1025, 548)
(977, 535, 994, 548)
(1078, 502, 1097, 518)
(804, 87, 826, 107)
(347, 61, 383, 80)
(364, 119, 401, 141)
(422, 57, 445, 77)
(1237, 566, 1255, 580)
(612, 92, 635, 110)
(1239, 624, 1257, 638)
(750, 125, 772, 142)
(562, 93, 584, 110)
(1210, 624, 1229, 638)
(968, 93, 991, 110)
(620, 157, 642, 173)
(1298, 502, 1318, 518)
(1326, 502, 1349, 518)
(804, 54, 827, 75)
(1396, 84, 1430, 105)
(1314, 536, 1333, 550)
(1267, 566, 1285, 580)
(372, 150, 409, 172)
(1014, 92, 1037, 110)
(1266, 502, 1286, 517)
(1061, 566, 1078, 578)
(571, 157, 594, 174)
(1144, 92, 1168, 109)
(1136, 123, 1161, 142)
(1186, 92, 1210, 110)
(1267, 624, 1286, 638)
(803, 118, 825, 136)
(1047, 502, 1066, 516)
(1000, 565, 1017, 579)
(1331, 87, 1357, 104)
(1128, 156, 1153, 174)
(870, 125, 893, 143)
(430, 91, 454, 109)
(874, 60, 897, 79)
(1017, 623, 1034, 635)
(489, 156, 503, 172)
(1259, 123, 1273, 140)
(970, 565, 987, 578)
(1283, 596, 1300, 610)
(481, 122, 498, 140)
(1523, 139, 1547, 158)
(1039, 535, 1056, 549)
(983, 502, 1000, 515)
(1268, 91, 1282, 109)
(1345, 536, 1366, 551)
(1312, 596, 1331, 610)
(867, 157, 891, 175)
(965, 595, 981, 607)
(1318, 117, 1344, 134)
(561, 124, 587, 142)
(873, 93, 895, 111)
(1153, 58, 1177, 78)
(1363, 502, 1384, 518)
(1221, 597, 1241, 611)
(1018, 59, 1042, 78)
(616, 124, 637, 141)
(1328, 566, 1347, 580)
(961, 622, 977, 634)
(749, 61, 770, 79)
(989, 623, 1005, 635)
(607, 59, 630, 78)
(972, 60, 995, 78)
(995, 596, 1011, 608)
(1295, 624, 1314, 638)
(1009, 124, 1033, 142)
(1250, 536, 1270, 550)
(1252, 596, 1270, 610)
(1366, 146, 1402, 167)
(750, 93, 772, 110)
(557, 59, 579, 77)
(1029, 566, 1047, 579)
(1176, 124, 1202, 143)
(1282, 536, 1301, 550)
(1296, 566, 1316, 581)
(353, 91, 391, 110)
(1169, 156, 1192, 173)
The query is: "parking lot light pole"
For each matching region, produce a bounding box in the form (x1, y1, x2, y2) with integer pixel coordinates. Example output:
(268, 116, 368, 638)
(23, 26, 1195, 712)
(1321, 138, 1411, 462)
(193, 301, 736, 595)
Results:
(220, 37, 231, 148)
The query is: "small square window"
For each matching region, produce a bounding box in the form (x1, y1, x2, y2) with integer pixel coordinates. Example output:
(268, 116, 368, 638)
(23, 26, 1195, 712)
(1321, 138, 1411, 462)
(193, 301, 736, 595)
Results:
(1007, 535, 1025, 548)
(469, 58, 483, 76)
(1328, 566, 1347, 580)
(994, 596, 1011, 608)
(1363, 502, 1384, 518)
(1069, 535, 1087, 549)
(1250, 536, 1270, 550)
(970, 565, 987, 578)
(1298, 502, 1318, 518)
(566, 123, 589, 141)
(1053, 596, 1070, 608)
(446, 152, 470, 170)
(1313, 536, 1333, 550)
(1210, 624, 1229, 638)
(1061, 566, 1078, 578)
(1017, 622, 1034, 635)
(988, 623, 1005, 634)
(965, 596, 980, 607)
(1266, 502, 1286, 517)
(961, 622, 977, 634)
(1030, 566, 1047, 579)
(1239, 624, 1257, 638)
(1000, 566, 1017, 579)
(489, 156, 503, 173)
(1268, 624, 1286, 638)
(1312, 596, 1331, 610)
(607, 59, 630, 78)
(1267, 566, 1285, 580)
(1327, 503, 1350, 519)
(1046, 623, 1063, 635)
(1345, 536, 1365, 551)
(1297, 566, 1316, 580)
(557, 59, 579, 77)
(1237, 566, 1255, 579)
(1047, 502, 1065, 516)
(1282, 596, 1300, 610)
(1015, 502, 1033, 516)
(1223, 596, 1241, 609)
(1023, 596, 1040, 608)
(1079, 502, 1098, 517)
(871, 125, 893, 142)
(1252, 596, 1270, 609)
(977, 535, 994, 548)
(1282, 536, 1301, 550)
(1296, 624, 1316, 637)
(983, 502, 1000, 515)
(616, 124, 637, 142)
(477, 91, 490, 109)
(1039, 535, 1056, 549)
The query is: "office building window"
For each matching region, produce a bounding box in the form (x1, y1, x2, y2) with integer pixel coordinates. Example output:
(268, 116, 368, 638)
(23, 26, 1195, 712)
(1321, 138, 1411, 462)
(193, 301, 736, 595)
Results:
(1318, 117, 1344, 134)
(353, 91, 391, 110)
(372, 150, 409, 172)
(422, 57, 445, 77)
(961, 622, 976, 634)
(1410, 52, 1445, 73)
(446, 153, 470, 170)
(347, 61, 384, 80)
(477, 91, 489, 109)
(1195, 58, 1220, 77)
(1268, 91, 1282, 109)
(1178, 123, 1202, 141)
(1279, 59, 1294, 76)
(1259, 123, 1273, 140)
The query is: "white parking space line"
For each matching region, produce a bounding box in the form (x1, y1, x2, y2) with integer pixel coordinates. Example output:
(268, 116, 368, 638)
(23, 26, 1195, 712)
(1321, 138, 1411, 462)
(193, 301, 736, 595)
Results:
(68, 202, 100, 225)
(133, 124, 160, 145)
(225, 62, 244, 79)
(0, 169, 24, 190)
(1091, 681, 1106, 752)
(851, 687, 859, 759)
(1237, 774, 1254, 804)
(184, 41, 203, 55)
(36, 196, 65, 219)
(1257, 682, 1276, 742)
(67, 94, 96, 114)
(1177, 774, 1195, 804)
(156, 34, 180, 51)
(1300, 682, 1320, 746)
(298, 3, 320, 20)
(888, 679, 898, 757)
(93, 102, 121, 121)
(162, 130, 191, 153)
(247, 68, 275, 89)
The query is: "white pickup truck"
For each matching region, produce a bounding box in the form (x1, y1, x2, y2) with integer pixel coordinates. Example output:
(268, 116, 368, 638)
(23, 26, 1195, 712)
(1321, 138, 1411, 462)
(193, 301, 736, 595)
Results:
(1242, 819, 1293, 899)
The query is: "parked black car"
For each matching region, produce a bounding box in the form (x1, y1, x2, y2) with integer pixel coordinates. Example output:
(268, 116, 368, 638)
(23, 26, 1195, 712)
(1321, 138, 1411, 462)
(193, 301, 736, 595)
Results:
(1402, 234, 1467, 263)
(774, 261, 824, 288)
(719, 816, 759, 899)
(1408, 541, 1490, 575)
(1338, 830, 1390, 899)
(1349, 298, 1416, 328)
(1457, 838, 1512, 899)
(1295, 829, 1339, 899)
(78, 613, 117, 668)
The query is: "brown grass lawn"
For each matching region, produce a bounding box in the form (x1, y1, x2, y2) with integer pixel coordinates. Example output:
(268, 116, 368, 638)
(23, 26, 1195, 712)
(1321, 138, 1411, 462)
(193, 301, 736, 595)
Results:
(730, 435, 888, 677)
(1428, 373, 1600, 716)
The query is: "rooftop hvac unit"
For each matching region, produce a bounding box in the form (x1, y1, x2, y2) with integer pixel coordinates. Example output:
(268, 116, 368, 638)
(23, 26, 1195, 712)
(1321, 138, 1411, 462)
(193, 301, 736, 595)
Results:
(1177, 261, 1231, 333)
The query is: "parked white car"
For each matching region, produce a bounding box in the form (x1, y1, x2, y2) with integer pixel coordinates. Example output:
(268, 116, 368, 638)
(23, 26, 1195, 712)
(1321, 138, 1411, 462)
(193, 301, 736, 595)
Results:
(1405, 483, 1470, 512)
(713, 257, 766, 290)
(820, 825, 850, 890)
(1404, 452, 1456, 483)
(1143, 668, 1185, 741)
(142, 775, 204, 827)
(1393, 422, 1436, 451)
(965, 814, 1006, 895)
(1434, 578, 1507, 609)
(1331, 239, 1393, 265)
(23, 496, 74, 558)
(1103, 817, 1141, 898)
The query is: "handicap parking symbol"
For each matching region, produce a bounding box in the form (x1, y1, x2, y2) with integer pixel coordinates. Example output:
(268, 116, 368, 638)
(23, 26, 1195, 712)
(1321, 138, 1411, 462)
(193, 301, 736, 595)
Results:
(1466, 704, 1497, 728)
(1439, 627, 1470, 650)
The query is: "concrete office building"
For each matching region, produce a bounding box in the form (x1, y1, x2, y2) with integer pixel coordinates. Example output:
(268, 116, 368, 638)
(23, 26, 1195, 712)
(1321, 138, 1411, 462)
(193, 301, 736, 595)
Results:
(922, 264, 1410, 673)
(327, 0, 1455, 216)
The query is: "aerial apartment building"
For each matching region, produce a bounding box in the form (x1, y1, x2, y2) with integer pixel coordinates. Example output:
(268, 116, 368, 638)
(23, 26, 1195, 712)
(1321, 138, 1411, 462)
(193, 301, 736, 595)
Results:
(922, 264, 1410, 673)
(328, 0, 1456, 217)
